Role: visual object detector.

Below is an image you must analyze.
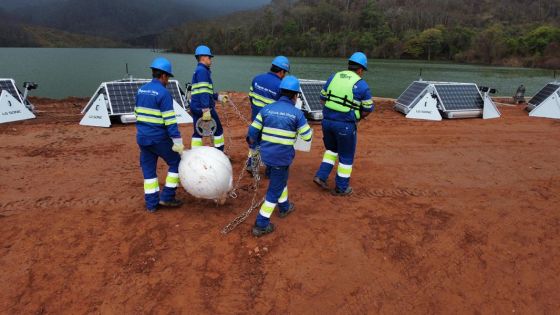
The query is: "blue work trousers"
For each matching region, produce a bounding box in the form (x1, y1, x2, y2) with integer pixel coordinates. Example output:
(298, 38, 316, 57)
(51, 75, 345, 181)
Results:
(255, 166, 290, 228)
(191, 107, 224, 151)
(139, 139, 181, 210)
(315, 119, 357, 190)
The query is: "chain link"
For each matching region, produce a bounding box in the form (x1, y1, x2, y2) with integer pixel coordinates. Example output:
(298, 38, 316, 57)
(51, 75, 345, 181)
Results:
(220, 95, 264, 234)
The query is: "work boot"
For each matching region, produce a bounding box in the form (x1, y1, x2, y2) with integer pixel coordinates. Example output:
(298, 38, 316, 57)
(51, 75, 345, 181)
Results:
(313, 176, 329, 190)
(331, 186, 353, 196)
(159, 199, 184, 207)
(252, 223, 275, 237)
(278, 203, 295, 218)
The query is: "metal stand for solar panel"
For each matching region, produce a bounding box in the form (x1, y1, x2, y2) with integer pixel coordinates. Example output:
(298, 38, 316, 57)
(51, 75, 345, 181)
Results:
(527, 82, 560, 119)
(0, 79, 36, 124)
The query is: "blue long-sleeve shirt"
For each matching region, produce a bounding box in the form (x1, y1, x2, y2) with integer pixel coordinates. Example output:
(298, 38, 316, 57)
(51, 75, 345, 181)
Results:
(247, 96, 312, 167)
(135, 79, 181, 146)
(249, 72, 282, 120)
(190, 63, 218, 110)
(320, 73, 374, 122)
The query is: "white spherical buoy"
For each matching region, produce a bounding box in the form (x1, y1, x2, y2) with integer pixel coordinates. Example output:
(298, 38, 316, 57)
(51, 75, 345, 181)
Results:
(178, 147, 233, 201)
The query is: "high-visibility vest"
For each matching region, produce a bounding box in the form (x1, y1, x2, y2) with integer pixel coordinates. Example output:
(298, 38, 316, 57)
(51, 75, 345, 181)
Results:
(324, 70, 363, 119)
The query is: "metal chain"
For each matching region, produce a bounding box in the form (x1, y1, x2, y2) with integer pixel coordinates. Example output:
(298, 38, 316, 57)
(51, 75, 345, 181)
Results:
(221, 95, 264, 234)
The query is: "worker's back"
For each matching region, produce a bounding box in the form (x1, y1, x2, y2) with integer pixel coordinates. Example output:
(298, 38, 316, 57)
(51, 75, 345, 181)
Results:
(249, 72, 282, 119)
(257, 96, 309, 167)
(135, 79, 178, 145)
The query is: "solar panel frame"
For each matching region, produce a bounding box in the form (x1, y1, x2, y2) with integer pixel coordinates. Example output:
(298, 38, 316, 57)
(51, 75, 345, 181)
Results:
(396, 81, 429, 109)
(87, 79, 185, 116)
(0, 78, 24, 103)
(299, 80, 326, 112)
(528, 83, 560, 106)
(433, 83, 484, 112)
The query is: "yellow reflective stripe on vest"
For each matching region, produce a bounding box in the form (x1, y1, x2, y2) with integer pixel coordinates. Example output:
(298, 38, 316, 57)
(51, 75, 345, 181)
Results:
(192, 88, 214, 95)
(251, 99, 267, 108)
(251, 120, 263, 130)
(262, 127, 296, 138)
(164, 118, 177, 125)
(137, 114, 164, 124)
(261, 135, 296, 145)
(192, 82, 213, 89)
(162, 110, 175, 118)
(135, 107, 162, 117)
(298, 124, 311, 134)
(249, 92, 275, 105)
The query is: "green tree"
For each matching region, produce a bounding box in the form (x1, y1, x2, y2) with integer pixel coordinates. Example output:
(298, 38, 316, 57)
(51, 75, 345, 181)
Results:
(523, 25, 560, 55)
(418, 28, 443, 61)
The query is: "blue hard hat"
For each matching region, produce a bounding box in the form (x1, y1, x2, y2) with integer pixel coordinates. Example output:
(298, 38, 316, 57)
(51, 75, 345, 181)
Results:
(195, 45, 213, 57)
(348, 52, 368, 70)
(279, 75, 300, 93)
(272, 55, 290, 72)
(150, 57, 174, 76)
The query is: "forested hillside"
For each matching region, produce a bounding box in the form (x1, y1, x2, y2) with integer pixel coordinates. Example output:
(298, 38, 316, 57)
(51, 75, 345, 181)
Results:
(0, 9, 125, 47)
(161, 0, 560, 68)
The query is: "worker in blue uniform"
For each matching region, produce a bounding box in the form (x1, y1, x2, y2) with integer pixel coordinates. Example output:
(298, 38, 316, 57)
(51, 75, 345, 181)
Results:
(190, 45, 228, 151)
(246, 56, 290, 174)
(135, 57, 184, 212)
(313, 52, 374, 196)
(247, 75, 313, 236)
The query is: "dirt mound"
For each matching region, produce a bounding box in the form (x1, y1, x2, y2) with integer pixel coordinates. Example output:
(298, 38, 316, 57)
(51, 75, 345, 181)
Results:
(1, 94, 559, 314)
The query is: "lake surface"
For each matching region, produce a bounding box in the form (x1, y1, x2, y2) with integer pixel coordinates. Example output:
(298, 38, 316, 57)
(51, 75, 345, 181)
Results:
(0, 48, 555, 99)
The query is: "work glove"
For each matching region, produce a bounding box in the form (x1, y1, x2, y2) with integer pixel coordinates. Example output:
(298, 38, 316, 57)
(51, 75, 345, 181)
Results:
(218, 94, 229, 105)
(172, 138, 184, 153)
(202, 109, 212, 121)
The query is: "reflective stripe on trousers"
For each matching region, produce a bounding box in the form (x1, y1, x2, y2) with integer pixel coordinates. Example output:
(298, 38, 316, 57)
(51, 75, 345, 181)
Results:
(144, 178, 159, 194)
(165, 172, 180, 188)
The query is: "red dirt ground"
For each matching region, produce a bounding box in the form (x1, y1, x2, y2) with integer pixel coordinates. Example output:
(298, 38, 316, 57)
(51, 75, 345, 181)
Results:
(0, 94, 559, 314)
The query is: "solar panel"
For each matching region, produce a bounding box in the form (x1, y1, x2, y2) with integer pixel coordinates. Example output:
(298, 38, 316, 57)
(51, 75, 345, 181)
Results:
(396, 81, 429, 108)
(103, 80, 184, 115)
(0, 79, 23, 103)
(434, 84, 483, 111)
(300, 81, 325, 111)
(528, 83, 560, 106)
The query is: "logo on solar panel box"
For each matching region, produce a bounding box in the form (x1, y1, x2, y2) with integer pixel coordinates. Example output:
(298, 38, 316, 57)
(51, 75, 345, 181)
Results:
(0, 90, 36, 124)
(80, 94, 111, 127)
(405, 92, 442, 121)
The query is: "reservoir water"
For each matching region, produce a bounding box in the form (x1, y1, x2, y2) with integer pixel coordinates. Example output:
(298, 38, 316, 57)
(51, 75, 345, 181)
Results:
(0, 48, 555, 99)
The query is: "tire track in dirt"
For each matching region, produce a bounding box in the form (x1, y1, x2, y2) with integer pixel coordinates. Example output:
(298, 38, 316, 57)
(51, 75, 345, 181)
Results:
(354, 187, 444, 198)
(0, 195, 144, 212)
